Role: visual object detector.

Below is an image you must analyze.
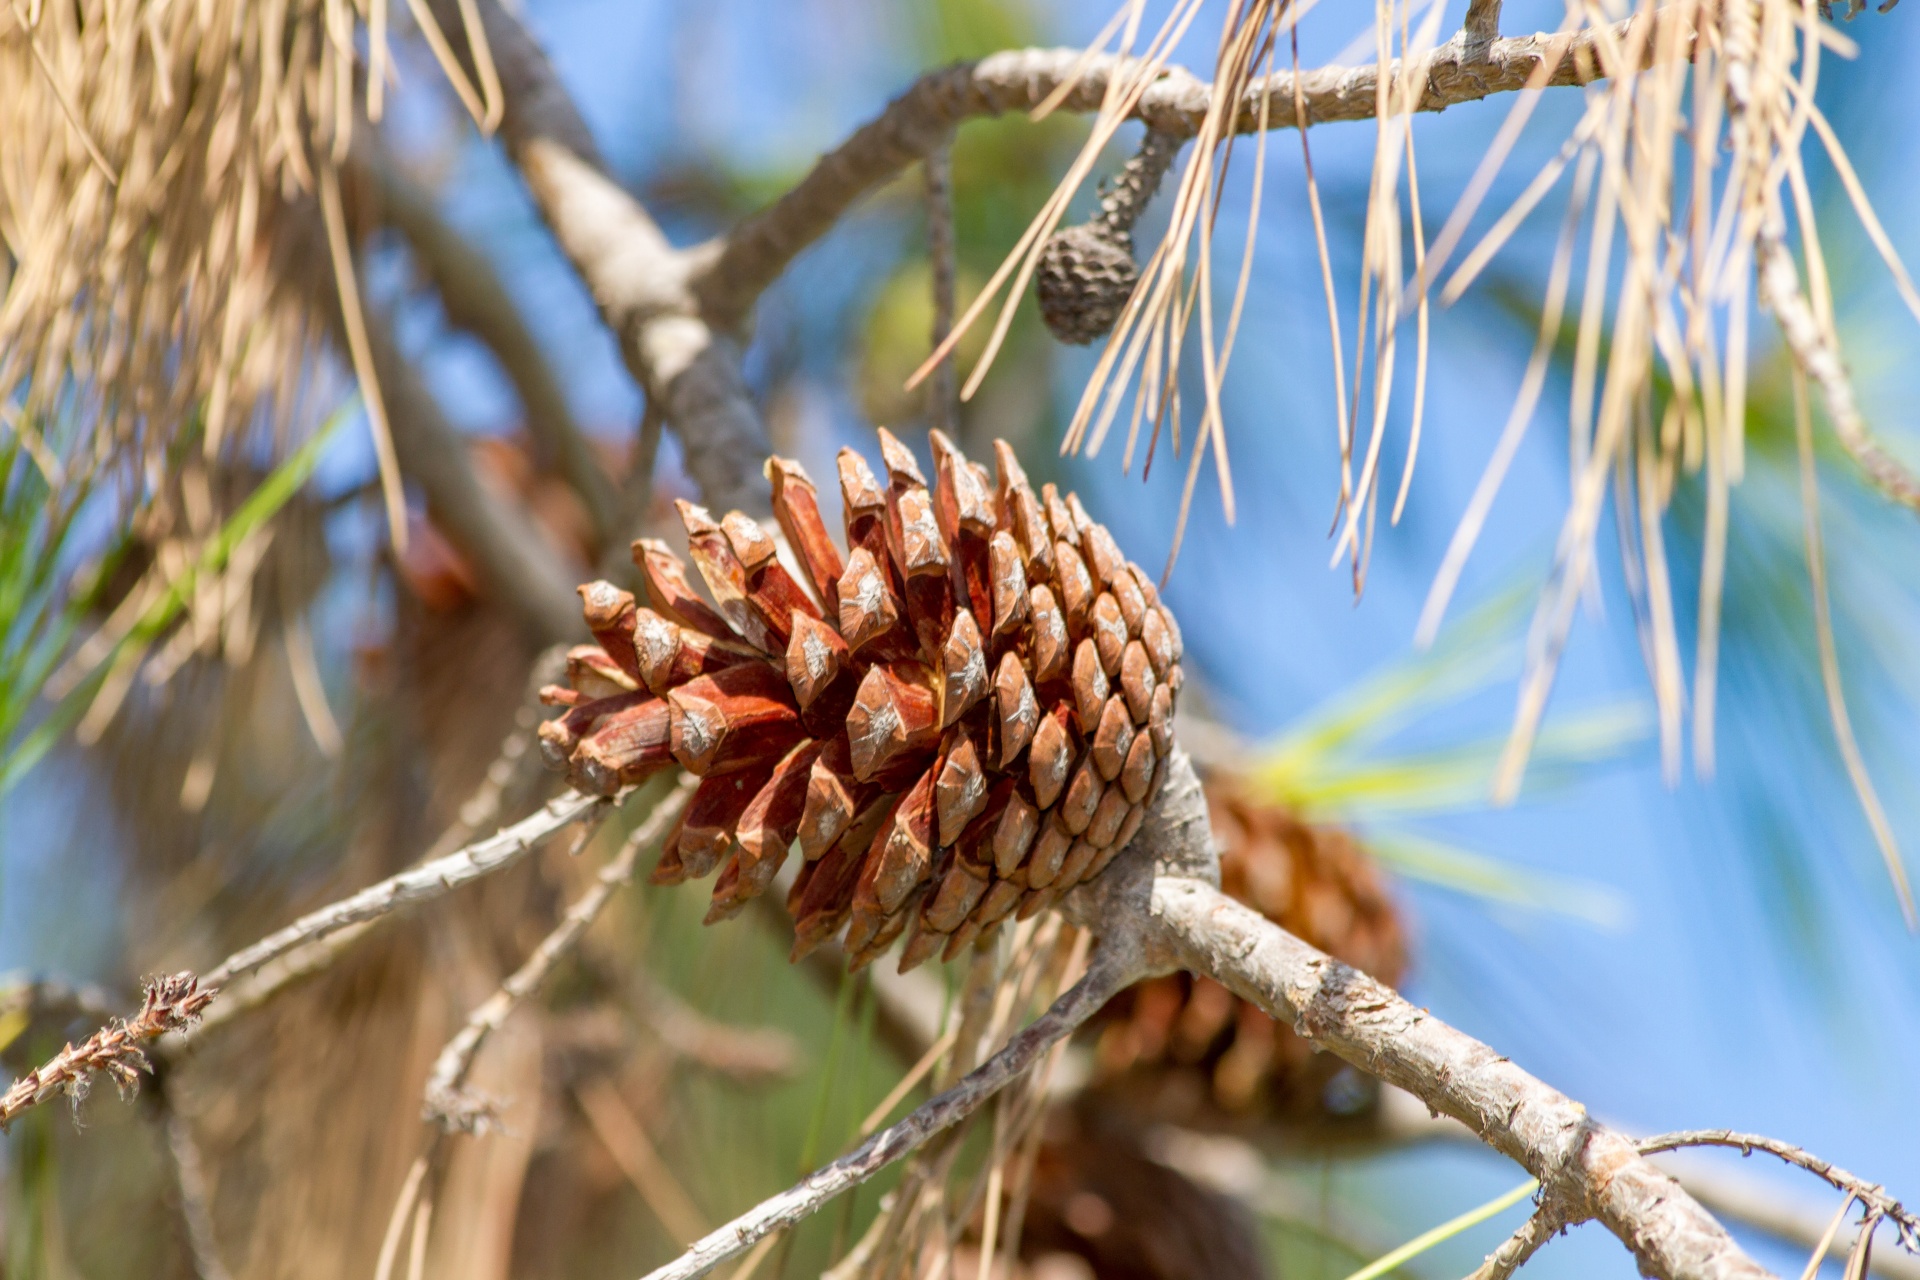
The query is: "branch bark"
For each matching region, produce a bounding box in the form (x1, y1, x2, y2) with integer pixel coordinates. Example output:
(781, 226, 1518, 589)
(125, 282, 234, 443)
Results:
(1464, 0, 1505, 44)
(429, 0, 773, 517)
(692, 13, 1679, 328)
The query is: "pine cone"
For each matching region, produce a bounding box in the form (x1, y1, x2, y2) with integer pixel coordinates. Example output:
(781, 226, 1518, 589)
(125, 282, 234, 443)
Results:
(1036, 223, 1139, 346)
(538, 430, 1185, 972)
(1091, 778, 1405, 1117)
(1035, 130, 1181, 346)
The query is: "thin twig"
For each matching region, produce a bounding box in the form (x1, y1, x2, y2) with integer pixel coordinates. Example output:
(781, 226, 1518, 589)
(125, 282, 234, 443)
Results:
(632, 947, 1144, 1280)
(1467, 1205, 1560, 1280)
(380, 781, 684, 1268)
(179, 649, 568, 1041)
(1638, 1131, 1920, 1253)
(163, 1108, 236, 1280)
(1362, 1090, 1920, 1280)
(423, 777, 693, 1130)
(1757, 222, 1920, 515)
(198, 790, 607, 992)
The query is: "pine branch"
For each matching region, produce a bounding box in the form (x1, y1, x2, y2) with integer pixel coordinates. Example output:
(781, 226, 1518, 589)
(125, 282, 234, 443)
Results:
(1117, 752, 1770, 1280)
(692, 11, 1686, 328)
(427, 0, 774, 518)
(612, 747, 1914, 1280)
(1366, 1088, 1920, 1280)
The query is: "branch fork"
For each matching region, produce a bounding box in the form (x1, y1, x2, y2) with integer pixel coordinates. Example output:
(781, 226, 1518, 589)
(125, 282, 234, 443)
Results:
(629, 750, 1785, 1280)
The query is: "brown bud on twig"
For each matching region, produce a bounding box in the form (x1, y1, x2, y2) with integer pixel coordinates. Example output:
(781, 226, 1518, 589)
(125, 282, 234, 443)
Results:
(1, 974, 216, 1132)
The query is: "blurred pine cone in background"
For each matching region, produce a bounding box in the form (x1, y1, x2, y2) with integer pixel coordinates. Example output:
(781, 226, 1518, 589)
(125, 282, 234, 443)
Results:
(1090, 775, 1407, 1121)
(538, 430, 1184, 972)
(984, 1109, 1271, 1280)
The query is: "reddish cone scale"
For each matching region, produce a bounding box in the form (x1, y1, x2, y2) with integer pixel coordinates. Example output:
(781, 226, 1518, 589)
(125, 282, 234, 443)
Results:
(538, 431, 1184, 971)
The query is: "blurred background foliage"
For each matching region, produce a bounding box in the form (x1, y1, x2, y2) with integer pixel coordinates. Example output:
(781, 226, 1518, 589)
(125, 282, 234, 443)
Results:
(2, 0, 1918, 1278)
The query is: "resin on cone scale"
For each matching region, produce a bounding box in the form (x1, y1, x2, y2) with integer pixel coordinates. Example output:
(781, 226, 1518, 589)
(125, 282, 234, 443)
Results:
(538, 431, 1184, 971)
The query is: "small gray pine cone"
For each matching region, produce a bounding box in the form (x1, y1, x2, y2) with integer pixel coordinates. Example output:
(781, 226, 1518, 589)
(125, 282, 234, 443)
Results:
(1034, 130, 1180, 346)
(1036, 223, 1139, 346)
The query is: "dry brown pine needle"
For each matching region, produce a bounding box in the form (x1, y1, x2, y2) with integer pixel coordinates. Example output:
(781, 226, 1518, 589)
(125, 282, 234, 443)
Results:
(539, 431, 1185, 973)
(0, 972, 215, 1131)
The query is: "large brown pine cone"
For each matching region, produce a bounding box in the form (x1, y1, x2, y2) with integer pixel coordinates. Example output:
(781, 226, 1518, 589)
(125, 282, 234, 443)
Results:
(1091, 778, 1405, 1117)
(537, 430, 1184, 972)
